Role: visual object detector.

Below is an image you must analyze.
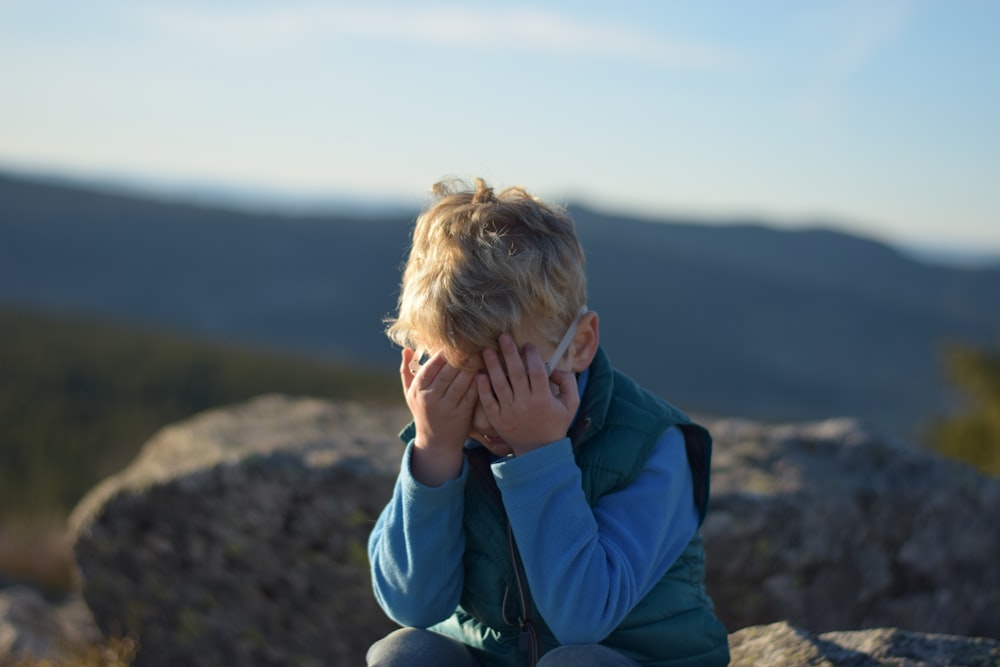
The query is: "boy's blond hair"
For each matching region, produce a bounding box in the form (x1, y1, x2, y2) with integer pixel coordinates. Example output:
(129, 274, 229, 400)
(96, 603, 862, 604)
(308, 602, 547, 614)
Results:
(386, 177, 587, 365)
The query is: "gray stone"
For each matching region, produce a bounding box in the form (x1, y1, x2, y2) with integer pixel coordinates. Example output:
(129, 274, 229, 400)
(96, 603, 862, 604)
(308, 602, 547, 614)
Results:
(703, 417, 1000, 639)
(70, 395, 410, 667)
(729, 621, 1000, 667)
(66, 398, 1000, 666)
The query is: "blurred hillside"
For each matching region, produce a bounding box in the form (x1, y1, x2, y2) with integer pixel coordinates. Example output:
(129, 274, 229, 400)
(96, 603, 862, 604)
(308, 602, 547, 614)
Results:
(0, 305, 399, 594)
(0, 306, 400, 518)
(3, 170, 1000, 439)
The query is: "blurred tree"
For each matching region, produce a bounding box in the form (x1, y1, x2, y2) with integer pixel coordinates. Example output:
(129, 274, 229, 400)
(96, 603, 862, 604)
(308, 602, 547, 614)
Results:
(929, 340, 1000, 477)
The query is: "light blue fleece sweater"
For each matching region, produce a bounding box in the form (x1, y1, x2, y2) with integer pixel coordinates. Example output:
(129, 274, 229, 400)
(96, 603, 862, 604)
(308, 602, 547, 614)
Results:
(368, 370, 699, 642)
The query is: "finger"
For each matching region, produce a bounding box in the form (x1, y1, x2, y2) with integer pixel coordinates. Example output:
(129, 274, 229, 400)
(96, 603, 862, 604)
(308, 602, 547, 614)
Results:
(498, 334, 529, 394)
(400, 348, 416, 392)
(522, 343, 549, 391)
(416, 351, 455, 390)
(457, 376, 480, 412)
(443, 368, 478, 405)
(477, 373, 501, 417)
(550, 369, 580, 409)
(482, 347, 513, 402)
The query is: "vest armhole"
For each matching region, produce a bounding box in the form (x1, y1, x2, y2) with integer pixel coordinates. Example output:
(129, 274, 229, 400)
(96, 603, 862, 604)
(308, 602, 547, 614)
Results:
(678, 423, 712, 525)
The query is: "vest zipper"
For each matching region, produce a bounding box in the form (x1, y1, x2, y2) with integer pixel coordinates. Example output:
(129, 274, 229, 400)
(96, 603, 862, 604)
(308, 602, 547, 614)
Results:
(506, 520, 539, 666)
(466, 446, 541, 666)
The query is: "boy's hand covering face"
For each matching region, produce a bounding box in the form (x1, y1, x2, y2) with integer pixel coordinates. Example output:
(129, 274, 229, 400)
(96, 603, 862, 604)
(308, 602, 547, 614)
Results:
(477, 333, 580, 455)
(400, 348, 479, 455)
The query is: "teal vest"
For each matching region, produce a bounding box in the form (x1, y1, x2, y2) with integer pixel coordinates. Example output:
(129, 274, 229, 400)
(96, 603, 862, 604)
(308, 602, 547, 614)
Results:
(426, 348, 730, 667)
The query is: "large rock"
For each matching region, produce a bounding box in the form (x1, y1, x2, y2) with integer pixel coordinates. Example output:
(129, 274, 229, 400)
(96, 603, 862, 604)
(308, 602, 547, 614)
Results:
(70, 395, 409, 667)
(703, 417, 1000, 639)
(68, 397, 1000, 666)
(729, 621, 999, 667)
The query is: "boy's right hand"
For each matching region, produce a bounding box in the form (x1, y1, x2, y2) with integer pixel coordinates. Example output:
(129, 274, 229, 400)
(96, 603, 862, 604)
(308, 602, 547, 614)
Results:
(401, 348, 479, 486)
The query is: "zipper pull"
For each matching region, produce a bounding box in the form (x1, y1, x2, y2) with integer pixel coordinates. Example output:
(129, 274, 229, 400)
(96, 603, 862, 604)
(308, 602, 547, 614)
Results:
(518, 620, 531, 651)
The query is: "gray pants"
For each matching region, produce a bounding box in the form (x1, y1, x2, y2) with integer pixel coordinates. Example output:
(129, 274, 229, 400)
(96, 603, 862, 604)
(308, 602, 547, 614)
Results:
(367, 628, 643, 667)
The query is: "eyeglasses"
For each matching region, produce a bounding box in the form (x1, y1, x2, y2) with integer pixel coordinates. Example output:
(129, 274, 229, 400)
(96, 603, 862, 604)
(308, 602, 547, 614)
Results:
(544, 305, 588, 375)
(408, 304, 588, 377)
(408, 349, 431, 375)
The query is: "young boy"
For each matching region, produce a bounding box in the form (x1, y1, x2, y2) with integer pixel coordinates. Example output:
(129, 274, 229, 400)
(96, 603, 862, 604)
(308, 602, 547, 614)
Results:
(367, 178, 730, 667)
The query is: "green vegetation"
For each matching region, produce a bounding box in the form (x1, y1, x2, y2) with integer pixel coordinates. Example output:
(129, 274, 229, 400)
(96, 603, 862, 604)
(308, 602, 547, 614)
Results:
(928, 339, 1000, 477)
(0, 305, 400, 519)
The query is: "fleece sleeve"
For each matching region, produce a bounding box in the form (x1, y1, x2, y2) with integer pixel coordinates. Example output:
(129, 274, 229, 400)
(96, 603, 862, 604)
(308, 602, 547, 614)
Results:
(491, 426, 698, 644)
(367, 440, 468, 628)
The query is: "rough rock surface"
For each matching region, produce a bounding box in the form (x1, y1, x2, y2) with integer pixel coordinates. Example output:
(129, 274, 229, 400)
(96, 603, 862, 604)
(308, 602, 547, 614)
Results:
(70, 395, 409, 667)
(66, 396, 1000, 666)
(729, 621, 999, 667)
(0, 586, 100, 665)
(702, 417, 1000, 639)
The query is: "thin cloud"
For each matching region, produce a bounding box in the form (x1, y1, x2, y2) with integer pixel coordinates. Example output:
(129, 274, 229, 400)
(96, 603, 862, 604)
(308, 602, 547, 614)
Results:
(139, 3, 739, 70)
(797, 0, 915, 122)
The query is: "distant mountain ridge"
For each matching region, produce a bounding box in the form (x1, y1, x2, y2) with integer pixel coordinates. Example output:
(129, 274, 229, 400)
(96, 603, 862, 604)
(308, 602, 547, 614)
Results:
(3, 170, 999, 439)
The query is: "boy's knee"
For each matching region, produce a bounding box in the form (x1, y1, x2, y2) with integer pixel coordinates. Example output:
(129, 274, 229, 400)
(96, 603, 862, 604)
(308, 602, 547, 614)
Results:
(367, 628, 477, 667)
(538, 643, 641, 667)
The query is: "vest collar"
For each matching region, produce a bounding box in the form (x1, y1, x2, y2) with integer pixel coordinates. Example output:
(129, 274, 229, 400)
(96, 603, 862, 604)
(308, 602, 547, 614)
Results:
(569, 346, 615, 448)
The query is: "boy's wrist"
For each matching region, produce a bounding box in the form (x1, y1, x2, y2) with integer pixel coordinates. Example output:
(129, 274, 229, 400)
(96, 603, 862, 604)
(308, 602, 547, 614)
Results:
(510, 438, 554, 457)
(410, 437, 465, 487)
(494, 437, 573, 483)
(503, 420, 574, 456)
(510, 429, 571, 455)
(413, 426, 466, 455)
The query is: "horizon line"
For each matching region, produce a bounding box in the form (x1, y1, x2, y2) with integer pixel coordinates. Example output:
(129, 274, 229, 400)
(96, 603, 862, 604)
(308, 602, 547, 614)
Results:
(2, 162, 999, 270)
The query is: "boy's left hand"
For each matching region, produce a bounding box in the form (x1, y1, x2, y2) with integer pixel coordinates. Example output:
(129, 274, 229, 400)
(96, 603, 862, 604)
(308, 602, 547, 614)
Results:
(477, 334, 580, 456)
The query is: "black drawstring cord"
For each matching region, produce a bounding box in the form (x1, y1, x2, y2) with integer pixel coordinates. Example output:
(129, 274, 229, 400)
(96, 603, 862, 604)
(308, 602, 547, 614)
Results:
(507, 520, 539, 666)
(467, 446, 541, 666)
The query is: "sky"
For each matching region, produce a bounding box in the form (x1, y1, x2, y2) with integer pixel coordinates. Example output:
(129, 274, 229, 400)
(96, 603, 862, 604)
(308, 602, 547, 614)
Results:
(1, 1, 998, 256)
